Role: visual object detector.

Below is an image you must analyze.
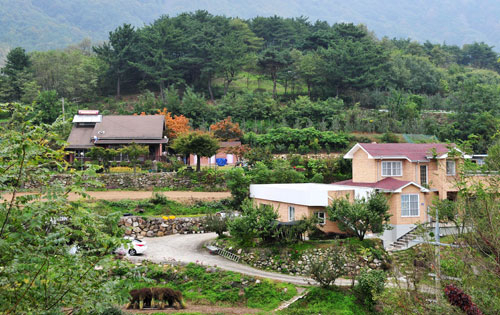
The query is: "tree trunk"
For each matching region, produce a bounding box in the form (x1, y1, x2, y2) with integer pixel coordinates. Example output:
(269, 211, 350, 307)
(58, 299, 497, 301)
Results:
(159, 81, 165, 101)
(307, 82, 311, 98)
(284, 79, 288, 96)
(196, 155, 201, 172)
(208, 77, 214, 102)
(116, 75, 121, 99)
(272, 73, 277, 99)
(224, 78, 233, 96)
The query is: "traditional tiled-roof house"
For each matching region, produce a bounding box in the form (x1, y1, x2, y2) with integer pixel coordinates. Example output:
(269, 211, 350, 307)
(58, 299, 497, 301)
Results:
(66, 110, 168, 162)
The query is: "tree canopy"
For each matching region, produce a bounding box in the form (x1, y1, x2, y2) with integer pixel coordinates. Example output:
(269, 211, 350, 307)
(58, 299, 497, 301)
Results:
(327, 192, 392, 240)
(171, 131, 220, 171)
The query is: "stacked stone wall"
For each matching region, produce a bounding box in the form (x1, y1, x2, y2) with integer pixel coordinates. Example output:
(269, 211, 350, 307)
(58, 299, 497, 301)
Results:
(119, 216, 206, 238)
(23, 173, 226, 191)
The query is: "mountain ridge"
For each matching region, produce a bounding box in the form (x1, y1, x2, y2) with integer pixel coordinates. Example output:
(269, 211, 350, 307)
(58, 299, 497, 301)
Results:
(1, 0, 500, 54)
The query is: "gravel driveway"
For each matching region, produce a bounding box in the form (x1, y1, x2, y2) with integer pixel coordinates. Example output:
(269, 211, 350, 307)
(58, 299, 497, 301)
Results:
(128, 233, 351, 286)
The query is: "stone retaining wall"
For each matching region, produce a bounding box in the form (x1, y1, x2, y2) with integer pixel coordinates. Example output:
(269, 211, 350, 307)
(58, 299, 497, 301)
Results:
(119, 216, 207, 238)
(23, 172, 226, 191)
(210, 240, 388, 277)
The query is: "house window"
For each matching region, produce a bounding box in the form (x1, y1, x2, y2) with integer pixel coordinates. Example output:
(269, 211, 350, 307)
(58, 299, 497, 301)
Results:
(401, 194, 419, 217)
(446, 160, 456, 176)
(288, 206, 295, 222)
(382, 161, 402, 176)
(420, 165, 427, 186)
(314, 212, 326, 224)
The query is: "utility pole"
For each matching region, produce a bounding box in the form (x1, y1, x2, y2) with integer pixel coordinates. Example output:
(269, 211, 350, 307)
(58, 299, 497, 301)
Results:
(435, 211, 441, 304)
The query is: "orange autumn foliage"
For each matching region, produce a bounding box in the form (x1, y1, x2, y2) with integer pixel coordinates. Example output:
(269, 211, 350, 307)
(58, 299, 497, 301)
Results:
(209, 117, 242, 141)
(158, 108, 190, 139)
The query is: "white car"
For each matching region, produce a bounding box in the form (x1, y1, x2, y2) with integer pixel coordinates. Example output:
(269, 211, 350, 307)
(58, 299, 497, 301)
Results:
(116, 237, 148, 256)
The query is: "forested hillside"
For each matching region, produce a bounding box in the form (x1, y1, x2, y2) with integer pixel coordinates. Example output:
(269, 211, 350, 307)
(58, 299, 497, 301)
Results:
(1, 12, 499, 154)
(2, 0, 500, 54)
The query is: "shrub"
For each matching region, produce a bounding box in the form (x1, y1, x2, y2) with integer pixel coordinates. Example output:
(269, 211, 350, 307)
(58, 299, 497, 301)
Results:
(381, 132, 400, 143)
(444, 284, 484, 315)
(150, 192, 169, 205)
(310, 173, 324, 183)
(307, 246, 346, 288)
(225, 167, 251, 209)
(298, 144, 310, 154)
(355, 269, 386, 307)
(227, 199, 278, 247)
(109, 166, 137, 173)
(203, 214, 229, 237)
(275, 216, 319, 244)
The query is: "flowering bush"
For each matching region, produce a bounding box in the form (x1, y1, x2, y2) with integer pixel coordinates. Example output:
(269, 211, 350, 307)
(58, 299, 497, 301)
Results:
(444, 284, 483, 315)
(110, 166, 138, 173)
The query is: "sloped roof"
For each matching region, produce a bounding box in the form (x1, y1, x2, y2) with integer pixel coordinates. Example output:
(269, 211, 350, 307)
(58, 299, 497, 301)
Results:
(66, 126, 95, 149)
(332, 177, 429, 192)
(219, 141, 242, 148)
(250, 183, 374, 206)
(344, 143, 455, 161)
(92, 115, 165, 140)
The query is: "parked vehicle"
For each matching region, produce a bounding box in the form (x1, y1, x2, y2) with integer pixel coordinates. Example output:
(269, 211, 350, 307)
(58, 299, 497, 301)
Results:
(116, 237, 148, 256)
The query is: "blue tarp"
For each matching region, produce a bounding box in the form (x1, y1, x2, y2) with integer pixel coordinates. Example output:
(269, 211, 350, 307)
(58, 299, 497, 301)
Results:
(216, 158, 227, 166)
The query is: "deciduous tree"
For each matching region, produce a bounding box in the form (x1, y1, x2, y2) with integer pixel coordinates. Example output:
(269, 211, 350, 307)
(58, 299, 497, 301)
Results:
(327, 192, 391, 240)
(210, 116, 242, 140)
(171, 131, 219, 172)
(120, 143, 149, 174)
(158, 107, 190, 139)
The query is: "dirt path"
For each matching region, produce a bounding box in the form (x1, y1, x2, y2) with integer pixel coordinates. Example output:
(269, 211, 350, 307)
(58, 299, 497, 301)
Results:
(2, 191, 231, 203)
(123, 304, 261, 314)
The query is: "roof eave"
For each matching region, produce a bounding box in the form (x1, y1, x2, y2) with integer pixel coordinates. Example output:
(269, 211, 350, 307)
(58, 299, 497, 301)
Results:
(344, 143, 374, 159)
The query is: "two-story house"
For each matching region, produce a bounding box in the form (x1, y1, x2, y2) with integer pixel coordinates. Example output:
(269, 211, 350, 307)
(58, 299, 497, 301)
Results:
(250, 143, 468, 248)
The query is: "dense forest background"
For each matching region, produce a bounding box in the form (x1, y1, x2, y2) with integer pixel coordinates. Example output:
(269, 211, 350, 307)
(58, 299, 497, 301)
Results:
(1, 11, 499, 153)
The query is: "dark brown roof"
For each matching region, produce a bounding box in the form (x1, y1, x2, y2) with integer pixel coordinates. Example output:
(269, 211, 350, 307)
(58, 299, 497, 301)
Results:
(92, 115, 165, 140)
(66, 126, 94, 149)
(95, 139, 168, 145)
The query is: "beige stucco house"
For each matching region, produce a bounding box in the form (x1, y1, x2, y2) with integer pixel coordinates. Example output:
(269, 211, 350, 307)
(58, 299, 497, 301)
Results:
(251, 143, 470, 248)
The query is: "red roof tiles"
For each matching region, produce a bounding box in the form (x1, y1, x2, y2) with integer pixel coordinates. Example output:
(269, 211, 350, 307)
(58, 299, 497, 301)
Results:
(357, 143, 452, 161)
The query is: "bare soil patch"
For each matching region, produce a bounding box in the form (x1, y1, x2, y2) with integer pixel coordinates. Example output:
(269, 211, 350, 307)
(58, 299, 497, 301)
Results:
(3, 191, 231, 204)
(123, 304, 261, 314)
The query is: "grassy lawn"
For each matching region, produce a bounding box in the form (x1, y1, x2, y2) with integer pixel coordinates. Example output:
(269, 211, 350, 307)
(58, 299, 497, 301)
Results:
(114, 262, 297, 311)
(80, 196, 231, 217)
(280, 287, 370, 315)
(213, 71, 307, 95)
